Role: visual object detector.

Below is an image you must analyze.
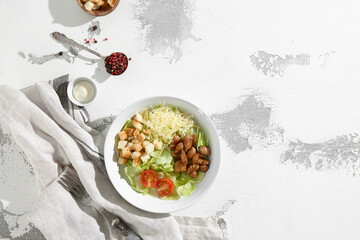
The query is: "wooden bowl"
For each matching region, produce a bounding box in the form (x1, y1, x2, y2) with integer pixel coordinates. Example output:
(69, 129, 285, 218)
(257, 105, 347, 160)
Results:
(76, 0, 120, 16)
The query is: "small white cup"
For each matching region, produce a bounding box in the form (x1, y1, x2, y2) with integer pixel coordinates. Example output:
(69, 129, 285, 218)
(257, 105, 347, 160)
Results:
(67, 77, 98, 107)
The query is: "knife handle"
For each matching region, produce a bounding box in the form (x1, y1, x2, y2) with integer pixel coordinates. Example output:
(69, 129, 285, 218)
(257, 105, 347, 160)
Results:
(111, 217, 143, 240)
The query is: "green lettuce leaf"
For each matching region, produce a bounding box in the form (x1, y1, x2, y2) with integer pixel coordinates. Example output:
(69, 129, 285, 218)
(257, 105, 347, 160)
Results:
(196, 127, 209, 149)
(150, 147, 174, 172)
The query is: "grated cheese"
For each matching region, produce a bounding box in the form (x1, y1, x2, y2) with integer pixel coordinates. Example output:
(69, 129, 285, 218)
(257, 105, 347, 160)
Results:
(145, 105, 194, 144)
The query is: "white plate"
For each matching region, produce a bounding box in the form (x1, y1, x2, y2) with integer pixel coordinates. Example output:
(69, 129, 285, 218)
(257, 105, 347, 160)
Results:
(104, 96, 221, 213)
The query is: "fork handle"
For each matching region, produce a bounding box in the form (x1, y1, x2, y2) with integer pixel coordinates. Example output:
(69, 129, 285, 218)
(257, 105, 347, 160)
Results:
(111, 217, 143, 240)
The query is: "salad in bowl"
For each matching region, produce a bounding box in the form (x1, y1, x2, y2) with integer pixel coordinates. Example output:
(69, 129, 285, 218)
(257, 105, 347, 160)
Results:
(104, 97, 220, 213)
(115, 104, 211, 199)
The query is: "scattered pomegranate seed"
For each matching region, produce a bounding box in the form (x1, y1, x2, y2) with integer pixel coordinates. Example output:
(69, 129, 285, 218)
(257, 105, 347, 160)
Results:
(129, 58, 132, 61)
(104, 38, 108, 41)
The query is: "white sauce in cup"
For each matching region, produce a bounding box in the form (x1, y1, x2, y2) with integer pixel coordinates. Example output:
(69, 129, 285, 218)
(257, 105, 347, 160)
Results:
(67, 77, 97, 106)
(72, 80, 95, 103)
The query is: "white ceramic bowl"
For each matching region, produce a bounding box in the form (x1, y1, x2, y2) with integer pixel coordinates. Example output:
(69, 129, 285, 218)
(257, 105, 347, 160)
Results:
(67, 77, 97, 107)
(104, 96, 221, 213)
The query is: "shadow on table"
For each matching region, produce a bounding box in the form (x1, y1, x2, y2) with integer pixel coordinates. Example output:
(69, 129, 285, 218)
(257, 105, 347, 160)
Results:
(49, 33, 111, 83)
(48, 0, 94, 27)
(75, 56, 111, 84)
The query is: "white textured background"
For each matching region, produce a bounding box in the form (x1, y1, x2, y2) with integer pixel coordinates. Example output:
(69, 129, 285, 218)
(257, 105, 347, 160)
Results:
(1, 0, 360, 239)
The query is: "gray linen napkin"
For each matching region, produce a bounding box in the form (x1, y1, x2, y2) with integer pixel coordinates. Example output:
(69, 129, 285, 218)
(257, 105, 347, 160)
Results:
(0, 75, 229, 240)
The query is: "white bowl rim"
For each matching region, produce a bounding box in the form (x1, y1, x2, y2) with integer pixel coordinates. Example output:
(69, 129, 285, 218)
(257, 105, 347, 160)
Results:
(104, 96, 221, 213)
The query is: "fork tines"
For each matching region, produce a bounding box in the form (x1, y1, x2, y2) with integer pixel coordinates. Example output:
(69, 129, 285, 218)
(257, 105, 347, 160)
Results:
(58, 170, 88, 200)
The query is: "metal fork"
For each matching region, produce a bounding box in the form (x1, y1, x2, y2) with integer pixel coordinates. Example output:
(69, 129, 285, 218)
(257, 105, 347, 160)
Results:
(58, 169, 143, 240)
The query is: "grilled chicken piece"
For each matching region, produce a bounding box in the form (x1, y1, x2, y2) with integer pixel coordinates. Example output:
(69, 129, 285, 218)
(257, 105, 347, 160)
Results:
(173, 134, 182, 144)
(201, 159, 210, 166)
(174, 142, 184, 154)
(186, 147, 196, 159)
(192, 153, 201, 164)
(199, 146, 211, 156)
(180, 149, 188, 164)
(172, 152, 180, 159)
(183, 135, 193, 152)
(174, 161, 187, 172)
(169, 143, 176, 151)
(199, 165, 209, 172)
(187, 164, 199, 178)
(192, 135, 197, 147)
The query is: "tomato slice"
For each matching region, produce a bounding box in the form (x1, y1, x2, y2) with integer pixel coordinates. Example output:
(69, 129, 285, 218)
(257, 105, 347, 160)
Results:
(155, 178, 175, 196)
(140, 170, 158, 188)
